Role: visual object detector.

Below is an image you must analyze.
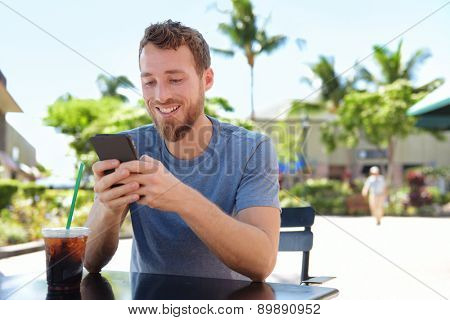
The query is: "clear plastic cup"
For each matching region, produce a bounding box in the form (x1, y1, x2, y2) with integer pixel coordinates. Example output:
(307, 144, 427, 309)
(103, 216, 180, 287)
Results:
(42, 227, 90, 291)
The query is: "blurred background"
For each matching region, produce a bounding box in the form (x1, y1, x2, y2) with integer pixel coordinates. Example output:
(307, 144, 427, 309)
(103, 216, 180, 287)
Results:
(0, 0, 449, 299)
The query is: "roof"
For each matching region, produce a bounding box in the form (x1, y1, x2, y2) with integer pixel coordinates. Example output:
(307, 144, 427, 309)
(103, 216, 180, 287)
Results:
(407, 83, 450, 116)
(0, 82, 22, 113)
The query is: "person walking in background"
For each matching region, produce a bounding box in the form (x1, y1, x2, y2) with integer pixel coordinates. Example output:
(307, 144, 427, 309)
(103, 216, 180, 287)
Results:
(362, 166, 387, 225)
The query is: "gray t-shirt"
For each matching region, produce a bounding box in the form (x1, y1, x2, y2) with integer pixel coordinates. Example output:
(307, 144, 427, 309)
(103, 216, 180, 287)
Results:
(123, 115, 280, 280)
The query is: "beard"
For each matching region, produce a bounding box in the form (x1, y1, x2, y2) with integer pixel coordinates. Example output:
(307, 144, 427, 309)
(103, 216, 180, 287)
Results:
(147, 90, 204, 142)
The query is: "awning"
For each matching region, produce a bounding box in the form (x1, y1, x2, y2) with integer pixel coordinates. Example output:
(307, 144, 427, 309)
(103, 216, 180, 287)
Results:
(407, 83, 450, 130)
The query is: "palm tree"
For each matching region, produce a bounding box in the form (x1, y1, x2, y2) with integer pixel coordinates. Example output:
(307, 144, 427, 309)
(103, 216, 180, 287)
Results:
(96, 74, 135, 102)
(213, 0, 287, 120)
(356, 40, 432, 86)
(289, 55, 356, 117)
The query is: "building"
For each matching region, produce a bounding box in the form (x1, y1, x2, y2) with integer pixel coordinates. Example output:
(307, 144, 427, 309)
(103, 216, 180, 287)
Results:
(0, 69, 39, 181)
(255, 100, 450, 187)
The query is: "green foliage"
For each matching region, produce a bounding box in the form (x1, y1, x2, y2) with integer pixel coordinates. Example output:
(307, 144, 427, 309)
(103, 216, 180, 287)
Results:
(385, 187, 409, 216)
(421, 166, 450, 179)
(279, 180, 447, 217)
(279, 189, 309, 208)
(0, 187, 94, 246)
(0, 180, 20, 209)
(44, 96, 151, 172)
(0, 221, 28, 245)
(0, 186, 135, 246)
(21, 183, 46, 203)
(426, 186, 450, 205)
(320, 80, 430, 152)
(288, 179, 353, 214)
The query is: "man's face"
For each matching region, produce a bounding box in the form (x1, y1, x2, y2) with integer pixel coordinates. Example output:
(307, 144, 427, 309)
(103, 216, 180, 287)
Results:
(139, 44, 213, 142)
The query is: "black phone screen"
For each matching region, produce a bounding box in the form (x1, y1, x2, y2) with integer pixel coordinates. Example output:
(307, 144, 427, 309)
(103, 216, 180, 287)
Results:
(90, 134, 138, 175)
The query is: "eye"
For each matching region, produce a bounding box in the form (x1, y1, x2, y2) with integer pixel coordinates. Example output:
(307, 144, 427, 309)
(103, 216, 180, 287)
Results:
(170, 79, 183, 84)
(145, 80, 156, 87)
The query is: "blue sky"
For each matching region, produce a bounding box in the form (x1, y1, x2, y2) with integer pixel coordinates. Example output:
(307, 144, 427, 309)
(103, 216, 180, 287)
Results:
(1, 0, 449, 178)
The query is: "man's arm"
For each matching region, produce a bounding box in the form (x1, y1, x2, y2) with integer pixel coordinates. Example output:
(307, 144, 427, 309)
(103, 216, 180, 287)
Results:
(84, 200, 128, 273)
(177, 187, 280, 282)
(84, 160, 140, 273)
(362, 178, 370, 197)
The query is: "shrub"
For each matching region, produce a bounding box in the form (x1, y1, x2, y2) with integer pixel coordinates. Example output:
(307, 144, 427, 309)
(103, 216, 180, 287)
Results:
(0, 221, 28, 246)
(0, 186, 134, 246)
(21, 182, 46, 204)
(279, 190, 309, 208)
(0, 180, 20, 209)
(427, 186, 450, 205)
(288, 179, 352, 214)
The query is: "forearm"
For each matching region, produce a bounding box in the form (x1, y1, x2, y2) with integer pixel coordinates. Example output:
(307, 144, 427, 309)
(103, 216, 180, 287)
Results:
(84, 200, 128, 273)
(178, 188, 276, 281)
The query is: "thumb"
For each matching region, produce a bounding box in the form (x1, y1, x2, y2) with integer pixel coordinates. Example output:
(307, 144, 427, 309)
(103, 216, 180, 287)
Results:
(140, 154, 153, 162)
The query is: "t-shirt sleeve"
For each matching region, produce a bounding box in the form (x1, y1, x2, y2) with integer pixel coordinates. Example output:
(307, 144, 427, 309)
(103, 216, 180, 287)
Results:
(363, 177, 372, 191)
(235, 137, 281, 214)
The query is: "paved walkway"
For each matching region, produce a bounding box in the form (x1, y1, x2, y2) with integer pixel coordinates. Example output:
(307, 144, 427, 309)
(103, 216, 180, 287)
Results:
(1, 216, 449, 299)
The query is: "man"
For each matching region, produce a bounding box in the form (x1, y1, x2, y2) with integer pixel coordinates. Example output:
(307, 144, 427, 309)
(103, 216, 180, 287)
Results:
(84, 20, 281, 281)
(362, 166, 387, 225)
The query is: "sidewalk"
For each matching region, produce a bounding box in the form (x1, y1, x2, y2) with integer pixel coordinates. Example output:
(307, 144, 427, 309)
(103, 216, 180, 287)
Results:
(1, 216, 449, 299)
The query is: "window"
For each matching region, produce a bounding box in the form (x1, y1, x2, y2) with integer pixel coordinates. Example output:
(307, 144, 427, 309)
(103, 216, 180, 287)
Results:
(12, 146, 19, 161)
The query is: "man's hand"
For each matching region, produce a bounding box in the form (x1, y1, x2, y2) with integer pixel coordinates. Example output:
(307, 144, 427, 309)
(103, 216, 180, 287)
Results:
(92, 159, 141, 213)
(118, 155, 190, 212)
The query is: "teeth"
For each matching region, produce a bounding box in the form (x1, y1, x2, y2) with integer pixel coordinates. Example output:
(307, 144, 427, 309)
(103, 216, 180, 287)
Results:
(158, 105, 180, 114)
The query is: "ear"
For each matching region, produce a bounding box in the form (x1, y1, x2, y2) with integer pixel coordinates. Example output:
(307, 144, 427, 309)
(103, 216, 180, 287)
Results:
(203, 68, 214, 91)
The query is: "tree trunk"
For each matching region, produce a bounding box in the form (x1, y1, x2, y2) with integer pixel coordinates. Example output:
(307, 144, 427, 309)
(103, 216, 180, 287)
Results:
(250, 65, 255, 120)
(386, 138, 395, 187)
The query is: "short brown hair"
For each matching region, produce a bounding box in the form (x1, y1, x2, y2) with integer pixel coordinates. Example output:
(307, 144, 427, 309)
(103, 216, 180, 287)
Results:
(139, 20, 211, 75)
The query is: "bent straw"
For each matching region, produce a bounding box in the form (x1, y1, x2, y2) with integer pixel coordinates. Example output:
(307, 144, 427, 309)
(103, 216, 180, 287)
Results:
(66, 162, 85, 230)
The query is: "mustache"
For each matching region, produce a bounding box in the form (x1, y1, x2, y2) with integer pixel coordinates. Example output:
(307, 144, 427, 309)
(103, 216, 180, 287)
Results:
(148, 99, 183, 108)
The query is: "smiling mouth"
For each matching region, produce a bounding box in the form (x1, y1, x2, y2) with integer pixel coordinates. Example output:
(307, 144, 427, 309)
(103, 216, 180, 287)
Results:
(156, 105, 181, 115)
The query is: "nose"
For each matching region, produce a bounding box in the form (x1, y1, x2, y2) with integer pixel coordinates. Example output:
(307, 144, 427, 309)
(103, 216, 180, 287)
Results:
(154, 82, 171, 104)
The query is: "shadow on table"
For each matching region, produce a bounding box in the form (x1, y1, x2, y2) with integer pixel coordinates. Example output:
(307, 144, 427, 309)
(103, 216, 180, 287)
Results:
(46, 274, 115, 300)
(131, 272, 275, 300)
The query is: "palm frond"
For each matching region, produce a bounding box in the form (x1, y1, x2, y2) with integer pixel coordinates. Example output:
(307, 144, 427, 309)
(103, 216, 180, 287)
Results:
(116, 76, 135, 89)
(211, 47, 235, 57)
(218, 22, 243, 45)
(258, 34, 287, 54)
(413, 78, 444, 93)
(403, 48, 431, 80)
(373, 45, 394, 83)
(355, 66, 375, 83)
(300, 76, 313, 87)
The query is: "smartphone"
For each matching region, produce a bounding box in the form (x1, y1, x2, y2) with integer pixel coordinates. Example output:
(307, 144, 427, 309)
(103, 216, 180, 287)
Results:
(90, 134, 138, 175)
